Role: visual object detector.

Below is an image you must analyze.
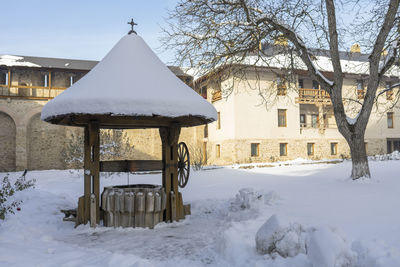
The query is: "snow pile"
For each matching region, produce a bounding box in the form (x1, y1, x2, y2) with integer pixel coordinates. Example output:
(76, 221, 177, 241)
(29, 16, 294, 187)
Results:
(256, 215, 356, 266)
(1, 160, 400, 266)
(307, 227, 355, 267)
(255, 214, 308, 258)
(230, 188, 279, 211)
(41, 34, 217, 123)
(369, 151, 400, 161)
(0, 55, 40, 67)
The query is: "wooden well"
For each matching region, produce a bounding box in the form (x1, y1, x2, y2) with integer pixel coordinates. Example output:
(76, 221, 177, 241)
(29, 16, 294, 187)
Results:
(41, 31, 217, 227)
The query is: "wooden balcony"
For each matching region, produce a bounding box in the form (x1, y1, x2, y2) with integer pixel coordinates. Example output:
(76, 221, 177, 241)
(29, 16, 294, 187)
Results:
(211, 90, 222, 103)
(0, 84, 67, 100)
(296, 88, 331, 104)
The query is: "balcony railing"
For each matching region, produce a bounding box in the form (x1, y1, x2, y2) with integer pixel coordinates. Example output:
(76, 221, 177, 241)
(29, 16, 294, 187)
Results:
(300, 122, 337, 129)
(296, 88, 331, 104)
(298, 88, 330, 98)
(212, 90, 222, 102)
(0, 84, 67, 100)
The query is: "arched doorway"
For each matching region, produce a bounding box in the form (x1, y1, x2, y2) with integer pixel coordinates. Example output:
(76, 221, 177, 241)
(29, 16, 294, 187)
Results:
(0, 112, 16, 171)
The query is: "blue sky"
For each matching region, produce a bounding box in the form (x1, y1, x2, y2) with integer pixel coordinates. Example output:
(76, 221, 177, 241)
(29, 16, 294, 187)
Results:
(0, 0, 178, 63)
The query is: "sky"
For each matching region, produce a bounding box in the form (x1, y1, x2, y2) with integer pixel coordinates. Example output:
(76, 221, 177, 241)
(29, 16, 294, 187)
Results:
(0, 0, 178, 64)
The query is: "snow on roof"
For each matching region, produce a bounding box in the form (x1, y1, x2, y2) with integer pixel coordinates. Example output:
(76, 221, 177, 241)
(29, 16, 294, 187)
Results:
(41, 34, 217, 123)
(194, 49, 400, 82)
(243, 54, 400, 77)
(0, 55, 41, 67)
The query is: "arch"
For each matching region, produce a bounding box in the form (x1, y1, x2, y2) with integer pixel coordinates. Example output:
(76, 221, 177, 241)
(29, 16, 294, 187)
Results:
(20, 107, 43, 128)
(27, 113, 67, 170)
(0, 111, 16, 171)
(0, 105, 21, 127)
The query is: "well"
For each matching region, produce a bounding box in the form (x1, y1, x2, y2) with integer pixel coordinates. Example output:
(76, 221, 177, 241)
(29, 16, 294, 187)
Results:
(41, 22, 217, 228)
(102, 184, 166, 228)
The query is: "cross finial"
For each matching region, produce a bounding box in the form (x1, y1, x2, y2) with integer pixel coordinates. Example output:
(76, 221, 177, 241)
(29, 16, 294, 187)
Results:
(128, 19, 137, 35)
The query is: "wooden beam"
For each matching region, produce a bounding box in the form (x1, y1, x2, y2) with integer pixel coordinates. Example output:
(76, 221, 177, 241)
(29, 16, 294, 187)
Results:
(48, 71, 52, 89)
(82, 121, 100, 227)
(44, 114, 213, 129)
(99, 160, 163, 172)
(89, 122, 100, 224)
(8, 69, 11, 88)
(48, 71, 52, 98)
(83, 126, 91, 225)
(159, 126, 181, 222)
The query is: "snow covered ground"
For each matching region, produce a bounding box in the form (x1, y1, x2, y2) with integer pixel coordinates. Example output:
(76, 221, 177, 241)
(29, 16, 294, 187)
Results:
(1, 159, 400, 267)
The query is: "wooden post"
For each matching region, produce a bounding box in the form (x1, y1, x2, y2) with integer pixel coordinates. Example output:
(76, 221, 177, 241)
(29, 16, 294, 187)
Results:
(159, 125, 181, 222)
(48, 71, 52, 98)
(83, 121, 100, 226)
(83, 126, 91, 224)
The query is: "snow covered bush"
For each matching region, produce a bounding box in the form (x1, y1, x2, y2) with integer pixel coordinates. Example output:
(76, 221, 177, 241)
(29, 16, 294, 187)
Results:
(255, 214, 308, 258)
(0, 173, 35, 220)
(230, 188, 279, 211)
(255, 215, 356, 266)
(369, 151, 400, 161)
(307, 227, 355, 267)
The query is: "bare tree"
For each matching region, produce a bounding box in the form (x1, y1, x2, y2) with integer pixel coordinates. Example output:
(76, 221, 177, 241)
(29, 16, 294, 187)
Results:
(163, 0, 400, 179)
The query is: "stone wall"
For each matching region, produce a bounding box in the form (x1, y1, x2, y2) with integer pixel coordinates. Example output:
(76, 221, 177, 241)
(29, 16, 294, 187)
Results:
(206, 138, 352, 165)
(27, 113, 68, 170)
(0, 112, 16, 171)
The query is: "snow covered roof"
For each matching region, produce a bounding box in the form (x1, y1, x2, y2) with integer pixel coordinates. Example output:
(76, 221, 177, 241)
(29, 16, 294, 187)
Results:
(193, 46, 400, 82)
(41, 34, 217, 128)
(0, 54, 98, 70)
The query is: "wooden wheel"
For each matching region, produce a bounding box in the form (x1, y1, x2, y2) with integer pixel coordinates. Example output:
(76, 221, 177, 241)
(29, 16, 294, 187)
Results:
(177, 142, 190, 188)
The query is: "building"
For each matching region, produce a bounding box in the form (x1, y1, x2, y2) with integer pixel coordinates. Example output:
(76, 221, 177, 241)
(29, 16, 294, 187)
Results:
(1, 43, 399, 171)
(0, 54, 200, 172)
(196, 44, 400, 165)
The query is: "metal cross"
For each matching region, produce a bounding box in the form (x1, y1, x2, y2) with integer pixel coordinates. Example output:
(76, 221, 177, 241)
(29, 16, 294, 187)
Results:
(128, 19, 137, 35)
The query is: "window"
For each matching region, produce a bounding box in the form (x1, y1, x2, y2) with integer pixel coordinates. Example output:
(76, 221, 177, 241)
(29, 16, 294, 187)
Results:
(386, 82, 393, 100)
(331, 143, 338, 155)
(386, 139, 400, 153)
(200, 86, 207, 99)
(387, 112, 394, 128)
(300, 114, 306, 127)
(356, 79, 365, 99)
(298, 79, 304, 89)
(251, 143, 260, 157)
(307, 143, 314, 156)
(278, 109, 287, 127)
(217, 112, 221, 129)
(277, 76, 287, 96)
(387, 140, 392, 153)
(280, 143, 287, 156)
(395, 140, 400, 152)
(311, 114, 318, 128)
(0, 70, 7, 85)
(312, 80, 319, 89)
(216, 144, 221, 158)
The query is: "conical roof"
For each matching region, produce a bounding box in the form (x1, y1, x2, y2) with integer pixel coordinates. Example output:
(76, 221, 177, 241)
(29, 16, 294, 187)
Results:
(41, 34, 217, 128)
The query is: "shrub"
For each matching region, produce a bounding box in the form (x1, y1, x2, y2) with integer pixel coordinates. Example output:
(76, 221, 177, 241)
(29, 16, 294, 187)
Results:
(61, 129, 135, 168)
(189, 144, 207, 171)
(0, 171, 36, 220)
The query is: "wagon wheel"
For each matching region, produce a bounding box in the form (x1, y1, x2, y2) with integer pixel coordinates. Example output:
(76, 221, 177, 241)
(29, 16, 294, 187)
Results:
(177, 142, 190, 188)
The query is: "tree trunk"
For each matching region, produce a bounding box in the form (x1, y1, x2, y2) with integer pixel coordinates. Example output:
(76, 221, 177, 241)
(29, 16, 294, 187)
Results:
(346, 132, 371, 179)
